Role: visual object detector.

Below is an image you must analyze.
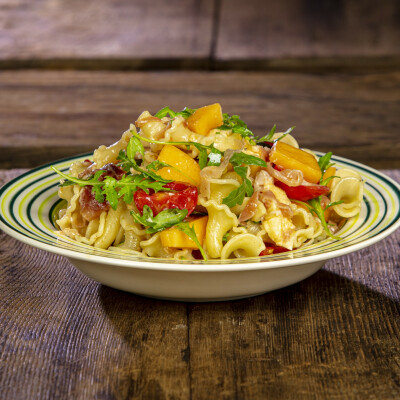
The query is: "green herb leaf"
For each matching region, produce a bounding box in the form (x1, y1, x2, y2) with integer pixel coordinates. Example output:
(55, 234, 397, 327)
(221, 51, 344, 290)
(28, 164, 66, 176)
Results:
(257, 125, 277, 142)
(308, 197, 341, 240)
(234, 166, 253, 196)
(146, 160, 170, 172)
(222, 185, 246, 208)
(256, 125, 295, 144)
(198, 148, 208, 169)
(229, 152, 267, 168)
(324, 200, 344, 210)
(130, 129, 223, 169)
(154, 106, 196, 119)
(52, 166, 174, 211)
(131, 206, 188, 234)
(175, 222, 208, 260)
(218, 113, 256, 143)
(318, 152, 333, 174)
(154, 106, 177, 119)
(127, 136, 144, 161)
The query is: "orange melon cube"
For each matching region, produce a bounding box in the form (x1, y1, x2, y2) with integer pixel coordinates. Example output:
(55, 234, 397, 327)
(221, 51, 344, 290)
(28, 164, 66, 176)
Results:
(160, 216, 208, 249)
(187, 103, 223, 135)
(157, 145, 201, 186)
(269, 141, 322, 184)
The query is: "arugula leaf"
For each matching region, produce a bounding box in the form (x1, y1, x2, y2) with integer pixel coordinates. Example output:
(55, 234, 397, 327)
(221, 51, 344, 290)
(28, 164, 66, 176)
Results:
(257, 124, 276, 143)
(222, 185, 246, 208)
(117, 149, 135, 172)
(217, 113, 256, 143)
(117, 138, 172, 182)
(198, 148, 208, 169)
(146, 160, 170, 172)
(176, 107, 196, 119)
(233, 166, 253, 196)
(130, 129, 223, 169)
(52, 167, 173, 211)
(308, 197, 341, 240)
(154, 106, 177, 119)
(154, 106, 196, 119)
(175, 222, 208, 260)
(256, 125, 295, 144)
(229, 152, 267, 168)
(127, 136, 144, 161)
(318, 152, 333, 178)
(131, 206, 188, 234)
(222, 166, 254, 207)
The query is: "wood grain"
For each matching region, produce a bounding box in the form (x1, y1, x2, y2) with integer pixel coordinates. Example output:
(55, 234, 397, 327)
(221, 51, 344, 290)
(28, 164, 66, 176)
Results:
(0, 70, 399, 169)
(0, 0, 214, 60)
(0, 169, 399, 399)
(216, 0, 400, 60)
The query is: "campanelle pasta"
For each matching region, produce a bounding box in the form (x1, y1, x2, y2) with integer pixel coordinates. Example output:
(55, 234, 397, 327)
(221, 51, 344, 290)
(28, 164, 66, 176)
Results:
(54, 104, 363, 261)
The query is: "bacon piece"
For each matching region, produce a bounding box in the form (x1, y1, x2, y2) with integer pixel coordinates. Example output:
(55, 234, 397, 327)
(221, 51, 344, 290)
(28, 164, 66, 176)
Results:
(260, 190, 293, 218)
(79, 186, 110, 221)
(239, 190, 260, 223)
(79, 163, 125, 221)
(266, 162, 304, 187)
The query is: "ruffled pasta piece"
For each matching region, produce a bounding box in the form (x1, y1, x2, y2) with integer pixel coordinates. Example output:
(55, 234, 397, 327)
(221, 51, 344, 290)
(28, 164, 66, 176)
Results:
(57, 185, 82, 231)
(291, 205, 323, 248)
(93, 129, 133, 168)
(173, 249, 195, 261)
(330, 168, 362, 189)
(221, 233, 265, 259)
(118, 209, 148, 252)
(94, 203, 123, 249)
(331, 176, 364, 218)
(200, 179, 240, 258)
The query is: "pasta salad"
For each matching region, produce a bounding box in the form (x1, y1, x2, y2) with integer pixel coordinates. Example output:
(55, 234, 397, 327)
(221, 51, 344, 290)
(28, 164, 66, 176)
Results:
(53, 104, 364, 261)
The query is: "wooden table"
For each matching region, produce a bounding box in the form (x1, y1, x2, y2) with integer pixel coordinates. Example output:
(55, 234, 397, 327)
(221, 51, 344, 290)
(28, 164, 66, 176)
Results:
(1, 70, 400, 399)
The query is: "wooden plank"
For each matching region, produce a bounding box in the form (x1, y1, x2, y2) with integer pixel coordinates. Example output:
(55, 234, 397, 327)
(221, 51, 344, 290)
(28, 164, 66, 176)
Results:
(0, 168, 399, 399)
(216, 0, 400, 60)
(187, 171, 400, 398)
(0, 171, 190, 399)
(0, 0, 214, 60)
(0, 70, 399, 169)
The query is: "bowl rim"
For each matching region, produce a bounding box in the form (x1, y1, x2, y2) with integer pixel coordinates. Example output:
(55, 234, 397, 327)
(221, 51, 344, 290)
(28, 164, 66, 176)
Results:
(1, 153, 399, 272)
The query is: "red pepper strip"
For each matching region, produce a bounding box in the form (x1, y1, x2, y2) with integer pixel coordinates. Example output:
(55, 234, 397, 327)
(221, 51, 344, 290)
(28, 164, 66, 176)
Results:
(274, 180, 329, 201)
(134, 181, 198, 217)
(259, 244, 290, 256)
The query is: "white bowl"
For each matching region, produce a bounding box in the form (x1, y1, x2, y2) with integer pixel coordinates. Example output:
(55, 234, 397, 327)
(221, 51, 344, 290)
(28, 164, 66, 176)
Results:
(1, 153, 399, 301)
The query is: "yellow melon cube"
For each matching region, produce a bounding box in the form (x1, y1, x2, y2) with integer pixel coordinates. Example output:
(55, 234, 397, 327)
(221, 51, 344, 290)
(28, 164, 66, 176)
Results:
(187, 103, 223, 135)
(269, 141, 322, 184)
(157, 145, 201, 186)
(160, 216, 208, 249)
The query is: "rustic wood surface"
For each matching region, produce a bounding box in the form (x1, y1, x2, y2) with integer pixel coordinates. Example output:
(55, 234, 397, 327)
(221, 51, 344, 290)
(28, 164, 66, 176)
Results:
(1, 0, 399, 70)
(0, 169, 399, 399)
(0, 70, 399, 169)
(216, 0, 400, 60)
(0, 0, 214, 61)
(0, 170, 400, 400)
